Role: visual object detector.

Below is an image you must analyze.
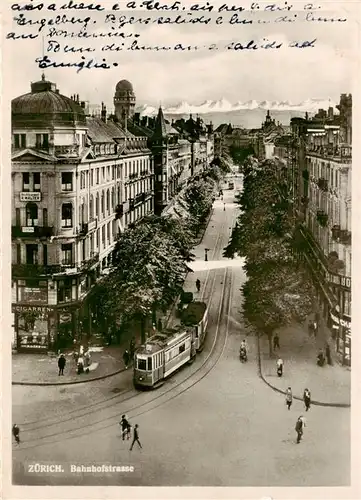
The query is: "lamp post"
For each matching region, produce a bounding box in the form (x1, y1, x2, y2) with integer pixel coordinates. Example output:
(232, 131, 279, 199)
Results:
(204, 248, 209, 261)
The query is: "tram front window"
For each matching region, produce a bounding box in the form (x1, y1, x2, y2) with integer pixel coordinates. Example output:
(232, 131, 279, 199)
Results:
(137, 358, 147, 370)
(147, 357, 152, 370)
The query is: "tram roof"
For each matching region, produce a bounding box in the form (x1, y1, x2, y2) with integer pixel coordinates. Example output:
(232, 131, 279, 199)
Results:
(136, 327, 190, 355)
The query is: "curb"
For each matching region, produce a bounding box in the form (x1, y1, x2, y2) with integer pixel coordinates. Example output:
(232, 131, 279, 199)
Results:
(12, 367, 126, 387)
(256, 334, 350, 409)
(12, 204, 217, 387)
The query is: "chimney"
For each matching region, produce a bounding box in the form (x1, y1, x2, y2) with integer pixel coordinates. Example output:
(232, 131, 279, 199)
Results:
(80, 101, 86, 109)
(76, 94, 80, 104)
(328, 107, 334, 120)
(101, 102, 107, 123)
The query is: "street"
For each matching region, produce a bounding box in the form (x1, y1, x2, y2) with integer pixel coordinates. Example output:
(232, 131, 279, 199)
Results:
(12, 175, 350, 486)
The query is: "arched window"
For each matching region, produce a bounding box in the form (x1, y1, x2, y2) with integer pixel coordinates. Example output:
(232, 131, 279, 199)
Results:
(101, 191, 105, 217)
(95, 193, 99, 218)
(61, 203, 73, 228)
(106, 189, 110, 213)
(26, 203, 38, 226)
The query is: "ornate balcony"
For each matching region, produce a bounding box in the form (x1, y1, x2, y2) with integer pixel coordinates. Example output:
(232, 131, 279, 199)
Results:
(12, 226, 54, 239)
(12, 264, 62, 278)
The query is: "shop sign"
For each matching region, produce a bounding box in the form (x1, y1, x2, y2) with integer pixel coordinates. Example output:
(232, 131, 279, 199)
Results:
(330, 310, 351, 329)
(12, 305, 52, 313)
(20, 192, 41, 202)
(22, 227, 35, 233)
(59, 312, 72, 323)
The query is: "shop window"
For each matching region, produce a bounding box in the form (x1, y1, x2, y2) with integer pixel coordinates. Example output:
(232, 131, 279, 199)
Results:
(61, 203, 73, 228)
(26, 202, 38, 227)
(61, 243, 73, 266)
(61, 172, 73, 191)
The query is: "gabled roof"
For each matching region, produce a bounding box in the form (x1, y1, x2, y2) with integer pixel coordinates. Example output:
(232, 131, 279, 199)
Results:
(12, 148, 57, 162)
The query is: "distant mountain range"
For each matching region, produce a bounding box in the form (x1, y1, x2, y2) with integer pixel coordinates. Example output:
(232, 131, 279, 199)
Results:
(136, 98, 337, 117)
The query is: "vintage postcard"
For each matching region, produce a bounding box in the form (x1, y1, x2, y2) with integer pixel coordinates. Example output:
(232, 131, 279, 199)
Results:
(1, 0, 360, 498)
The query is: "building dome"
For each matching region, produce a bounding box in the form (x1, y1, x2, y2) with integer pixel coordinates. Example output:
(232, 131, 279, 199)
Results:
(115, 80, 134, 93)
(12, 76, 86, 126)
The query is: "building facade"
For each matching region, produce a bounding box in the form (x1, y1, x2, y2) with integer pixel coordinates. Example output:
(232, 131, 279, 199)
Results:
(278, 96, 352, 365)
(11, 76, 153, 351)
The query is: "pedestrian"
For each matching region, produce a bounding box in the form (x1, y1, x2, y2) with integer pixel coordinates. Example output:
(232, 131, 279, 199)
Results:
(295, 416, 306, 444)
(157, 318, 162, 331)
(273, 334, 280, 350)
(317, 349, 325, 367)
(12, 424, 20, 444)
(58, 353, 66, 376)
(285, 387, 293, 410)
(129, 424, 142, 451)
(303, 388, 311, 411)
(223, 203, 226, 211)
(196, 279, 201, 293)
(123, 350, 130, 369)
(77, 356, 84, 374)
(120, 415, 131, 440)
(276, 358, 283, 377)
(325, 343, 332, 365)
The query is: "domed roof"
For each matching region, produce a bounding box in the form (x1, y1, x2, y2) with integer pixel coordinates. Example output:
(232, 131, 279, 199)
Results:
(115, 80, 134, 93)
(12, 76, 86, 126)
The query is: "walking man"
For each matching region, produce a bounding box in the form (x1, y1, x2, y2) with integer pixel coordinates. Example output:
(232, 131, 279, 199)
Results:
(12, 424, 20, 444)
(58, 353, 66, 376)
(303, 388, 311, 411)
(276, 358, 284, 377)
(120, 415, 131, 440)
(273, 334, 280, 350)
(123, 350, 130, 370)
(196, 279, 201, 293)
(285, 387, 293, 410)
(295, 416, 306, 444)
(129, 424, 142, 451)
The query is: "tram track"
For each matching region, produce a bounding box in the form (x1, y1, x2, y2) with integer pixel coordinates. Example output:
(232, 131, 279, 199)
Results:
(18, 211, 226, 433)
(14, 204, 237, 451)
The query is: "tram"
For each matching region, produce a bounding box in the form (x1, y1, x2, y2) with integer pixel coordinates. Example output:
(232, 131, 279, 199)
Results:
(133, 301, 208, 389)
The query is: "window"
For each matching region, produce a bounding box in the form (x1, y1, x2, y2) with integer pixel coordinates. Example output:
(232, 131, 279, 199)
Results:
(96, 228, 100, 249)
(57, 278, 73, 303)
(43, 208, 48, 226)
(112, 166, 115, 180)
(138, 358, 146, 370)
(61, 172, 73, 191)
(26, 203, 38, 227)
(107, 221, 111, 243)
(26, 244, 38, 265)
(179, 343, 185, 354)
(89, 195, 94, 219)
(33, 172, 41, 191)
(16, 244, 21, 264)
(107, 166, 110, 180)
(14, 134, 26, 149)
(106, 190, 110, 213)
(96, 168, 100, 184)
(95, 194, 99, 217)
(16, 208, 21, 226)
(61, 203, 73, 228)
(102, 225, 105, 247)
(147, 357, 152, 370)
(61, 244, 73, 265)
(35, 133, 49, 150)
(90, 169, 94, 187)
(22, 172, 30, 191)
(43, 244, 48, 265)
(102, 167, 105, 181)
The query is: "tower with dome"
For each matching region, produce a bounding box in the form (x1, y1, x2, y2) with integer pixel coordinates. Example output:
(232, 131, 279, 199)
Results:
(113, 79, 136, 127)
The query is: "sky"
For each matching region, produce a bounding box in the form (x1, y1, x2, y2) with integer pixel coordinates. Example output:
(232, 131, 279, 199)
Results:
(3, 0, 358, 107)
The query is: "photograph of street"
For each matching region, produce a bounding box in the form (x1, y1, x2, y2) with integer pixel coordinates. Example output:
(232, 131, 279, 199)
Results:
(4, 0, 354, 491)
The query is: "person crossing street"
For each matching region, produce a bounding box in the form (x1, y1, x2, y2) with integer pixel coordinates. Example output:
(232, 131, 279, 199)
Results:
(295, 416, 306, 444)
(196, 279, 201, 293)
(303, 388, 311, 411)
(12, 424, 20, 444)
(120, 415, 131, 440)
(285, 387, 293, 410)
(129, 424, 142, 451)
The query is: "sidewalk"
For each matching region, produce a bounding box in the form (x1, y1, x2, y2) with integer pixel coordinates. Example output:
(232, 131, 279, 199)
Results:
(258, 318, 351, 407)
(12, 205, 216, 386)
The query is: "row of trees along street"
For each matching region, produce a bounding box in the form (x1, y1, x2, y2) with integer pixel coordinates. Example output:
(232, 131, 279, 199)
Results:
(223, 155, 317, 355)
(88, 160, 231, 344)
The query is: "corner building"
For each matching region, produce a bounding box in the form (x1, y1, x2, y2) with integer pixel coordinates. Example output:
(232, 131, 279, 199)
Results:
(11, 76, 153, 351)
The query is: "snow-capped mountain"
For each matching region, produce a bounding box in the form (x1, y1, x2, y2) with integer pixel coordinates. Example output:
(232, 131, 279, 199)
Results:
(136, 98, 337, 116)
